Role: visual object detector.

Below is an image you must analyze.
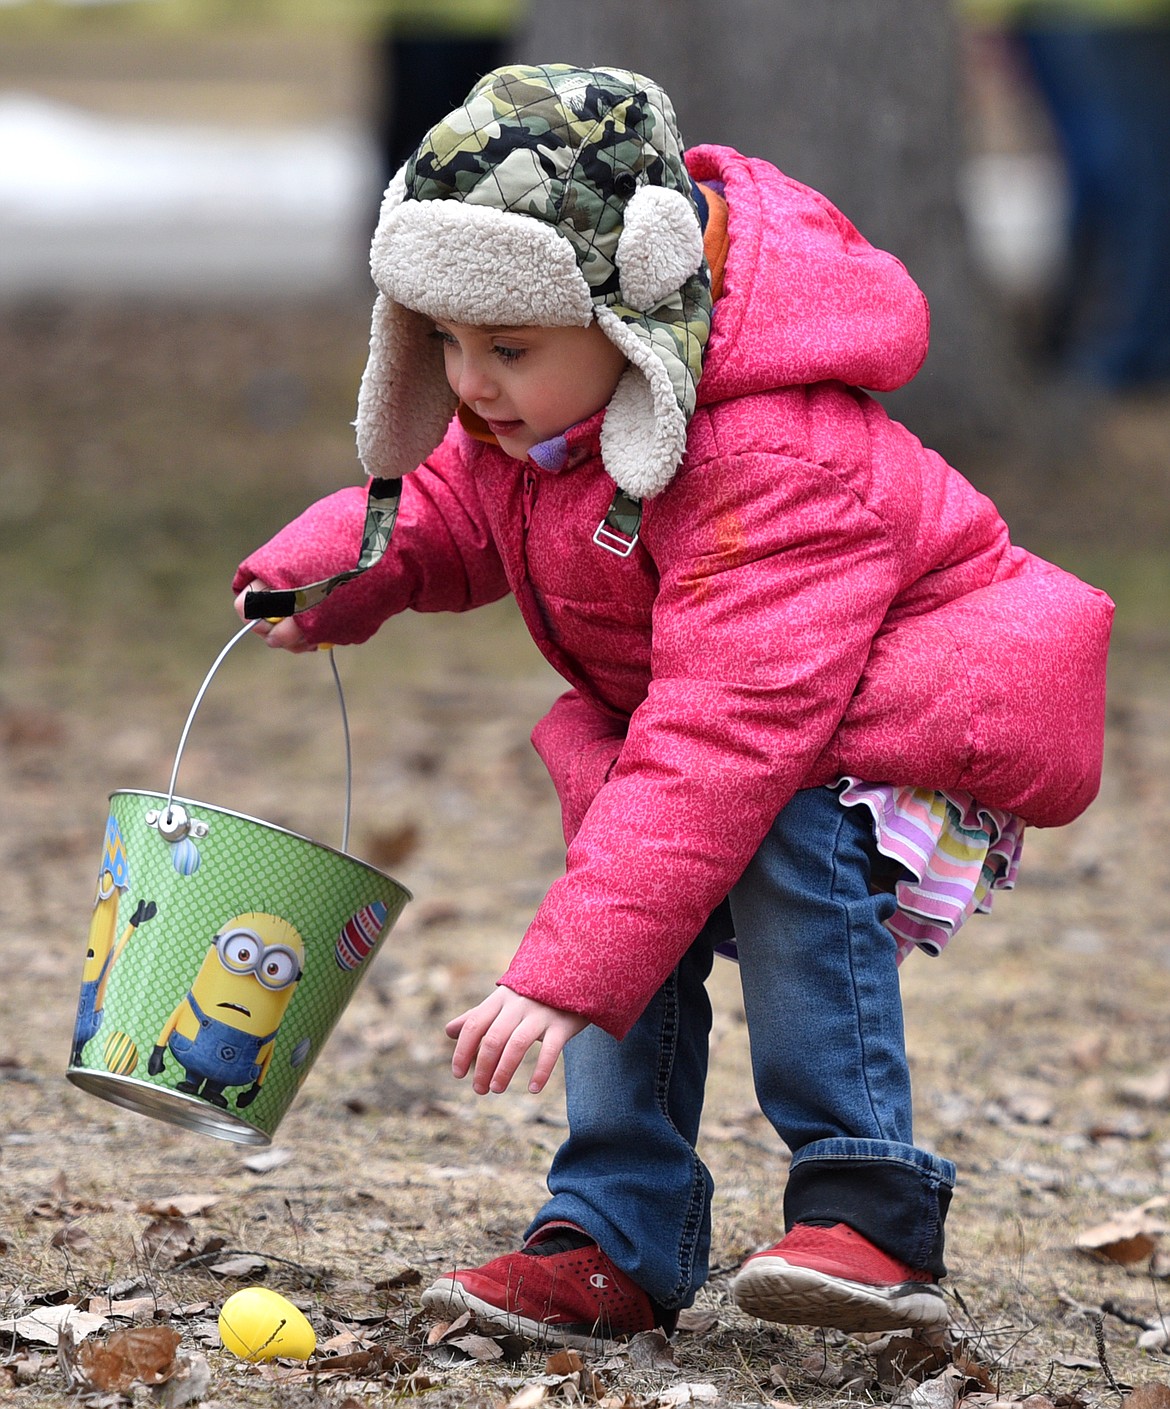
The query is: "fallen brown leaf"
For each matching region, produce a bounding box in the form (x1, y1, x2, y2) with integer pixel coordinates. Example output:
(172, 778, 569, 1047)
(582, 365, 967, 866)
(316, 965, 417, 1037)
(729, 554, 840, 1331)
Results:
(445, 1332, 504, 1361)
(86, 1294, 177, 1321)
(873, 1333, 952, 1388)
(675, 1306, 719, 1334)
(1076, 1202, 1169, 1264)
(240, 1147, 294, 1174)
(546, 1348, 584, 1376)
(373, 1267, 421, 1290)
(1124, 1388, 1170, 1409)
(49, 1224, 93, 1251)
(156, 1351, 211, 1408)
(308, 1343, 420, 1377)
(626, 1327, 676, 1370)
(0, 1304, 107, 1347)
(1117, 1068, 1170, 1108)
(75, 1325, 182, 1393)
(137, 1194, 219, 1218)
(207, 1252, 268, 1277)
(140, 1217, 199, 1265)
(362, 820, 421, 868)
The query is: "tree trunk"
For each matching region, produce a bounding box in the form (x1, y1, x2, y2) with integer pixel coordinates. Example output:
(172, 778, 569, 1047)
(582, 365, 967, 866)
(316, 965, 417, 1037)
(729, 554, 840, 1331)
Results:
(517, 0, 1030, 465)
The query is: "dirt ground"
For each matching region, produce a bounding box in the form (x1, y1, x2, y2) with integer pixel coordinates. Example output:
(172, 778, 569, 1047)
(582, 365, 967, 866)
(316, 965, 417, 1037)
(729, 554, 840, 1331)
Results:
(3, 298, 1170, 1409)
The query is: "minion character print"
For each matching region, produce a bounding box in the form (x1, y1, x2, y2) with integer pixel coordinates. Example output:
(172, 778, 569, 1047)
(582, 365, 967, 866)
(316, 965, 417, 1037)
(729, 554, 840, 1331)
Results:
(71, 815, 157, 1066)
(147, 912, 304, 1111)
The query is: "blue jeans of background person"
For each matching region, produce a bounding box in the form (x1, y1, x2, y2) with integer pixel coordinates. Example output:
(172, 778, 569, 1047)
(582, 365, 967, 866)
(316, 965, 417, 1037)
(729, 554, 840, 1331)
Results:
(528, 786, 956, 1311)
(1020, 25, 1170, 388)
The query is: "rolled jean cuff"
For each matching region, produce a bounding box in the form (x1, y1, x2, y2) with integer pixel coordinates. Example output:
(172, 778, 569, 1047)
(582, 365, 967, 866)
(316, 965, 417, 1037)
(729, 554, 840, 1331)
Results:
(784, 1139, 956, 1279)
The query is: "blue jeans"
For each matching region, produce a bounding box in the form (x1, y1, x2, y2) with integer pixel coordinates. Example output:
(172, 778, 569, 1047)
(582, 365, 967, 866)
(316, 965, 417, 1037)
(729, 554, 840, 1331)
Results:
(1020, 26, 1170, 387)
(528, 786, 956, 1310)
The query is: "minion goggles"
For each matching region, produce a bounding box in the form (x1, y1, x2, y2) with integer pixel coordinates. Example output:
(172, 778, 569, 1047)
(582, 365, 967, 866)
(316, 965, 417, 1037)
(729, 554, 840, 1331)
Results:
(213, 928, 301, 990)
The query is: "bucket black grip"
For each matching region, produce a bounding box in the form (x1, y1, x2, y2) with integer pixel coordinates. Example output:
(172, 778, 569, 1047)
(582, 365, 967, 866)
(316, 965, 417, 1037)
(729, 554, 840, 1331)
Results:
(243, 588, 297, 620)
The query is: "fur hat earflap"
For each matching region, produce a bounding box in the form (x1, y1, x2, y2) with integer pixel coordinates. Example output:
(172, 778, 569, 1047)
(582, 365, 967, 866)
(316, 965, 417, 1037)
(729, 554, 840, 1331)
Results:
(355, 62, 712, 499)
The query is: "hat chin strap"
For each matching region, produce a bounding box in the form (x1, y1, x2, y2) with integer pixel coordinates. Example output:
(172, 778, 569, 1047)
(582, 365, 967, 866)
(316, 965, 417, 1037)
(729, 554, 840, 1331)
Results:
(597, 318, 690, 500)
(242, 478, 403, 620)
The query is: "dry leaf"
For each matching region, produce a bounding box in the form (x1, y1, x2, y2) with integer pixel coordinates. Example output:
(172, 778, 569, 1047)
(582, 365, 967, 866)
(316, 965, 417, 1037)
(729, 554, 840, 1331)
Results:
(75, 1325, 182, 1393)
(1086, 1113, 1151, 1141)
(207, 1253, 268, 1277)
(1005, 1092, 1055, 1125)
(308, 1344, 420, 1377)
(86, 1294, 177, 1321)
(906, 1365, 966, 1409)
(546, 1348, 585, 1376)
(506, 1386, 548, 1409)
(800, 1347, 844, 1386)
(50, 1224, 93, 1251)
(140, 1217, 199, 1264)
(1137, 1317, 1170, 1351)
(873, 1334, 951, 1388)
(157, 1352, 212, 1408)
(362, 821, 421, 868)
(373, 1267, 422, 1290)
(1117, 1068, 1170, 1108)
(1068, 1032, 1108, 1072)
(627, 1327, 676, 1369)
(240, 1148, 294, 1174)
(675, 1306, 719, 1334)
(657, 1384, 719, 1405)
(0, 1304, 107, 1347)
(1123, 1386, 1170, 1409)
(446, 1332, 503, 1361)
(1076, 1202, 1169, 1264)
(137, 1194, 219, 1218)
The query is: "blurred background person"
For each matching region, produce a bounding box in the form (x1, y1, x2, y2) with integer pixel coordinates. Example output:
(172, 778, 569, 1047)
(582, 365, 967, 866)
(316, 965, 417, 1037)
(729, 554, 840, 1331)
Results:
(370, 0, 527, 194)
(963, 0, 1170, 392)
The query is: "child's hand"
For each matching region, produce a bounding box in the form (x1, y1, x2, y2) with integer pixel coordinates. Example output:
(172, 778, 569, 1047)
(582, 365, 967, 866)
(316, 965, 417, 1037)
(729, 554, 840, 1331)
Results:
(233, 580, 312, 653)
(446, 986, 588, 1096)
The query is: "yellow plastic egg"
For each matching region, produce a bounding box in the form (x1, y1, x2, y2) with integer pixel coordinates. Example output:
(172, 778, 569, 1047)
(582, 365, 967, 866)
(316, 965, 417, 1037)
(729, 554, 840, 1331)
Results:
(217, 1287, 316, 1362)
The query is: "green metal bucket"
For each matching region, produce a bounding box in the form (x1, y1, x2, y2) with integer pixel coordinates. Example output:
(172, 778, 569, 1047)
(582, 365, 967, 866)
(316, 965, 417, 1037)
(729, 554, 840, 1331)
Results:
(66, 627, 411, 1145)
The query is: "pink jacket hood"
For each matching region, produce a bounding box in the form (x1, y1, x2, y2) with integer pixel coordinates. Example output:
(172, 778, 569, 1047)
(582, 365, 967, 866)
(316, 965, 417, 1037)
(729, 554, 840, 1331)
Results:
(688, 145, 929, 410)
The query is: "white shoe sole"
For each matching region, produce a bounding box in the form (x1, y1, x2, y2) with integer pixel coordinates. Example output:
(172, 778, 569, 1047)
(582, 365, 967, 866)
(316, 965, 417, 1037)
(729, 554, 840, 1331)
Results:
(732, 1257, 950, 1333)
(421, 1277, 622, 1352)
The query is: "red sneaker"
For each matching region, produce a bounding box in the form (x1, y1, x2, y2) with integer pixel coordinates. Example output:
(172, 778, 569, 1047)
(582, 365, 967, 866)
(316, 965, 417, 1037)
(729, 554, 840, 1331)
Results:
(732, 1223, 949, 1332)
(421, 1224, 668, 1350)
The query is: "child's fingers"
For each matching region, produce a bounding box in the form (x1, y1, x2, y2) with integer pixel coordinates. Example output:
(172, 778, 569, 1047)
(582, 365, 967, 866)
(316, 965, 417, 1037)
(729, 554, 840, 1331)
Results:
(527, 1032, 567, 1094)
(449, 997, 504, 1081)
(480, 1018, 544, 1095)
(265, 618, 311, 652)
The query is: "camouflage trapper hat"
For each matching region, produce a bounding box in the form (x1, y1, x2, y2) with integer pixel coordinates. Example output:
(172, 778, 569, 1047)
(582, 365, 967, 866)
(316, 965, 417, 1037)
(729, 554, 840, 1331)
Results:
(356, 62, 712, 500)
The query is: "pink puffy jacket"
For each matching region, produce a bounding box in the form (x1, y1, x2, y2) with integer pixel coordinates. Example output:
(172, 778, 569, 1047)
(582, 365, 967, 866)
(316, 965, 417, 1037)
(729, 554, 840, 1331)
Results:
(235, 144, 1113, 1038)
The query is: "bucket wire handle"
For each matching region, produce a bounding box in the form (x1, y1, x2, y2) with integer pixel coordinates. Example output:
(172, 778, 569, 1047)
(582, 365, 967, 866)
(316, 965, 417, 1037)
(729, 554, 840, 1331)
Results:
(162, 476, 399, 850)
(162, 621, 353, 853)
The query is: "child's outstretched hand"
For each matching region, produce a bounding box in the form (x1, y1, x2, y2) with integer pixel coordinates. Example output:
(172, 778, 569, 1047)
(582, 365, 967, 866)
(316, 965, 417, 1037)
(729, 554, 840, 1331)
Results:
(233, 580, 312, 653)
(446, 986, 588, 1096)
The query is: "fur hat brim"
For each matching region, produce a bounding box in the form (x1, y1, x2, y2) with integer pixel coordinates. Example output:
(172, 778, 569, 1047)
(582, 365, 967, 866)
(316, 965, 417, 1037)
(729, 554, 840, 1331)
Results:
(356, 164, 708, 499)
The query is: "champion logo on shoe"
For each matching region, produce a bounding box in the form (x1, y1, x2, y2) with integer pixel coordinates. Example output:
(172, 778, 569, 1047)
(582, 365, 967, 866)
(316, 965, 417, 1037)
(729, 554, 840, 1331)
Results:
(419, 1232, 670, 1352)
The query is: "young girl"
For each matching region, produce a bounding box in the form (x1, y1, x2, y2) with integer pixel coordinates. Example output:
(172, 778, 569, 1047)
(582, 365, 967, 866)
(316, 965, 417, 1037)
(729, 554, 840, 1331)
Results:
(234, 64, 1112, 1348)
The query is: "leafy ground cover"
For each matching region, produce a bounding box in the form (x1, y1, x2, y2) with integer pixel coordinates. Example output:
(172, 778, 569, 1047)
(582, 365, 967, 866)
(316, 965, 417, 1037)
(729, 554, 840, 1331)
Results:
(2, 299, 1170, 1408)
